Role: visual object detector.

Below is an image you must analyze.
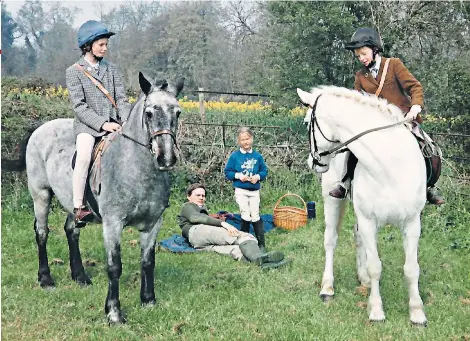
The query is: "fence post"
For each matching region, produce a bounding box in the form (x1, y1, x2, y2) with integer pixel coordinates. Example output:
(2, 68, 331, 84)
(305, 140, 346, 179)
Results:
(222, 121, 226, 154)
(198, 87, 205, 121)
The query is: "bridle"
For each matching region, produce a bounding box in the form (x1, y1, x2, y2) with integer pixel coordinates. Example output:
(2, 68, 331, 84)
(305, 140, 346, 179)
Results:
(305, 95, 337, 167)
(120, 95, 178, 154)
(303, 95, 409, 167)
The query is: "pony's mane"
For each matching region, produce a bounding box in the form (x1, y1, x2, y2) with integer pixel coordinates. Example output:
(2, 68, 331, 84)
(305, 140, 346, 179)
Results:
(313, 85, 406, 124)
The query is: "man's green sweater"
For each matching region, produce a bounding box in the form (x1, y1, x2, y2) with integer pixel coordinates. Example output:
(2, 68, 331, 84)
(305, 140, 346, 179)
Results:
(177, 202, 223, 239)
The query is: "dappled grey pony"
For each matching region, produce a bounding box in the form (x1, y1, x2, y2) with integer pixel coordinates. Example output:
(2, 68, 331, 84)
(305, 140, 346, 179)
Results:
(21, 73, 183, 324)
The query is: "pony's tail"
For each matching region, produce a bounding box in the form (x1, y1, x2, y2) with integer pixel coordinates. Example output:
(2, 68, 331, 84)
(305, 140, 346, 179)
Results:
(1, 123, 41, 172)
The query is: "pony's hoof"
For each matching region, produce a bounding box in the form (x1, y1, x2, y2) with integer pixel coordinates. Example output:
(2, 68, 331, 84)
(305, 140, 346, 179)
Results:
(107, 311, 127, 325)
(369, 310, 385, 322)
(39, 275, 55, 289)
(411, 321, 427, 327)
(320, 294, 334, 303)
(73, 272, 92, 286)
(141, 300, 156, 307)
(410, 310, 427, 327)
(141, 292, 156, 306)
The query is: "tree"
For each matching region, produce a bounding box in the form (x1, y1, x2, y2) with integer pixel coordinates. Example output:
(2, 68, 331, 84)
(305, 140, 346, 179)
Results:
(35, 21, 77, 85)
(100, 1, 163, 89)
(260, 2, 357, 104)
(1, 3, 18, 75)
(16, 0, 46, 50)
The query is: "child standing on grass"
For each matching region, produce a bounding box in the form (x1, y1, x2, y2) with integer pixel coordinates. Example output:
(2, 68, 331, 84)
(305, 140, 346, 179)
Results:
(224, 127, 268, 252)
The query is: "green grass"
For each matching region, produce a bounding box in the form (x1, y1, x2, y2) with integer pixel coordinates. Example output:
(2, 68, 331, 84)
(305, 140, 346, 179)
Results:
(2, 177, 470, 341)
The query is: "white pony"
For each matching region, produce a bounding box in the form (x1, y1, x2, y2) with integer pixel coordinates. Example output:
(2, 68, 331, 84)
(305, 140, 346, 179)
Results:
(298, 86, 427, 325)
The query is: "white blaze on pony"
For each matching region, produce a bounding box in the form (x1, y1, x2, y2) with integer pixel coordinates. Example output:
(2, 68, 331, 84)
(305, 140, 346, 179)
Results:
(297, 86, 427, 325)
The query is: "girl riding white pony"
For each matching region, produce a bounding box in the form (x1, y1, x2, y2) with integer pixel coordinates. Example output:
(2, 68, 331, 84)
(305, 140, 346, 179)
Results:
(298, 85, 428, 325)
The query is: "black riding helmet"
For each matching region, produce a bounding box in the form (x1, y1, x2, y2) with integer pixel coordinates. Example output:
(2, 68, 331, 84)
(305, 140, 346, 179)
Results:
(344, 27, 383, 52)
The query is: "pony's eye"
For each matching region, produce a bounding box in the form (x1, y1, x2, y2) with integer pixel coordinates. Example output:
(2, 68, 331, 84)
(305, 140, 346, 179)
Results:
(146, 111, 153, 119)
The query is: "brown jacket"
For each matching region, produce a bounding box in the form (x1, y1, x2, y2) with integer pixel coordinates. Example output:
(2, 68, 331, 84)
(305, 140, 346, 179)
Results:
(354, 57, 424, 123)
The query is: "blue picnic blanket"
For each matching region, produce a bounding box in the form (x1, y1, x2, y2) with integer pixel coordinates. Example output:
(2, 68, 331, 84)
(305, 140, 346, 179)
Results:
(159, 213, 275, 253)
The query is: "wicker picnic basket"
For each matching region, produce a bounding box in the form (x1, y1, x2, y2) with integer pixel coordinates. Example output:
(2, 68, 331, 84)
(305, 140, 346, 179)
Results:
(273, 193, 308, 230)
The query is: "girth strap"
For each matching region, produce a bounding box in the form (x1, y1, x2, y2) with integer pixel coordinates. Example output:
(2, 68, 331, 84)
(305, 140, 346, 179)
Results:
(89, 132, 118, 194)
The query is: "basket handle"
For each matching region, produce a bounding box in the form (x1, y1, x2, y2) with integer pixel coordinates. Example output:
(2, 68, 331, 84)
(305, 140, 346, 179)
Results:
(274, 193, 307, 210)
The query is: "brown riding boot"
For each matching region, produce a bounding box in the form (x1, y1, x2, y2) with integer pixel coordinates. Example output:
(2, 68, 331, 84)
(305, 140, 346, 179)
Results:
(329, 183, 347, 199)
(73, 206, 94, 224)
(427, 187, 445, 206)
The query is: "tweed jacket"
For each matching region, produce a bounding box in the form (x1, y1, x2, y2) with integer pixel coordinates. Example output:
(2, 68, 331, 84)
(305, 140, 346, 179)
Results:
(66, 56, 131, 137)
(354, 57, 424, 121)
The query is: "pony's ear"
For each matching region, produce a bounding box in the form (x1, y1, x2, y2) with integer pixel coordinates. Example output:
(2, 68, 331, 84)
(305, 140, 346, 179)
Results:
(174, 77, 185, 96)
(296, 88, 312, 107)
(139, 72, 154, 95)
(168, 77, 185, 97)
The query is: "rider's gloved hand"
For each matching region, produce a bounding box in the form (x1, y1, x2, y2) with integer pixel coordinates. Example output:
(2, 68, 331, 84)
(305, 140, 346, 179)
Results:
(405, 105, 422, 121)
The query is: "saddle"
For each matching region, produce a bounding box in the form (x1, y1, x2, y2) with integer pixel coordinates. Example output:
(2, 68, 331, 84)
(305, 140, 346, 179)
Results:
(411, 126, 442, 187)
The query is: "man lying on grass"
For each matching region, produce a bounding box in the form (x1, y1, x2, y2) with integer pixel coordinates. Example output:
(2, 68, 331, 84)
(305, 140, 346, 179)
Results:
(177, 183, 291, 270)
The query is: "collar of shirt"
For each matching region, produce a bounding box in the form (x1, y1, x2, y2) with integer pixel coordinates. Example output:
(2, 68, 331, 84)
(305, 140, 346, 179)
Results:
(369, 55, 382, 74)
(84, 57, 100, 70)
(239, 148, 253, 154)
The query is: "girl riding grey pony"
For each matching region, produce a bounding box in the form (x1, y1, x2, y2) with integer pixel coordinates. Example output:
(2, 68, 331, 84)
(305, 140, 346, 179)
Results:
(329, 27, 444, 205)
(66, 20, 131, 223)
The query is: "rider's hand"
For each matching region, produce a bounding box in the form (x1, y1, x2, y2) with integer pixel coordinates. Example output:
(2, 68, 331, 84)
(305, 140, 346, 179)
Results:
(250, 174, 260, 184)
(405, 105, 422, 121)
(102, 122, 122, 133)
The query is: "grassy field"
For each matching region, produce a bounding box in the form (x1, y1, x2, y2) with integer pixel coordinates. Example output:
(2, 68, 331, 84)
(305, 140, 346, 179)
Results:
(1, 174, 469, 341)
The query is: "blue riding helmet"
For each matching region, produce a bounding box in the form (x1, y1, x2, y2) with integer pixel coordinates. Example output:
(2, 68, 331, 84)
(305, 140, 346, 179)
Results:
(77, 20, 115, 48)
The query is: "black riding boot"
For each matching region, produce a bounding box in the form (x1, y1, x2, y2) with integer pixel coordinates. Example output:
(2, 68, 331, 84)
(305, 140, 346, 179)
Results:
(329, 183, 347, 199)
(240, 219, 251, 233)
(427, 186, 445, 205)
(329, 152, 358, 199)
(253, 219, 266, 252)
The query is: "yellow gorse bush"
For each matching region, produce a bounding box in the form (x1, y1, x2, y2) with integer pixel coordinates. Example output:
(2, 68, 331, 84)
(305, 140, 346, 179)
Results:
(178, 96, 273, 113)
(3, 87, 458, 124)
(6, 87, 303, 116)
(6, 86, 69, 100)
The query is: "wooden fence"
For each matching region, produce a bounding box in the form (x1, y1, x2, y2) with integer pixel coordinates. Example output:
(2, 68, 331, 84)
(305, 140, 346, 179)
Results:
(177, 121, 470, 183)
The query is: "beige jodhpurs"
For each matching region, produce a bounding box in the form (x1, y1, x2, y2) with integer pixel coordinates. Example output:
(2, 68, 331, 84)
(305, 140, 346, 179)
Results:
(72, 133, 95, 208)
(234, 188, 261, 222)
(188, 224, 257, 260)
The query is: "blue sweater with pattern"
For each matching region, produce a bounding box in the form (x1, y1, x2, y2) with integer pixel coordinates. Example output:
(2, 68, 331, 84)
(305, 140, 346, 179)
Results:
(224, 149, 268, 190)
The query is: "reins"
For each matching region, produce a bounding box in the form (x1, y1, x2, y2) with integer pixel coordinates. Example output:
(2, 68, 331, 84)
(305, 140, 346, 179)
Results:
(75, 63, 179, 152)
(119, 96, 179, 152)
(305, 95, 409, 164)
(318, 118, 409, 157)
(119, 120, 179, 152)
